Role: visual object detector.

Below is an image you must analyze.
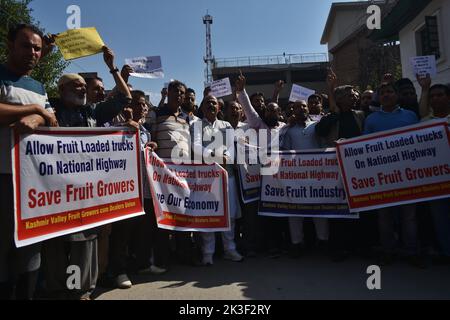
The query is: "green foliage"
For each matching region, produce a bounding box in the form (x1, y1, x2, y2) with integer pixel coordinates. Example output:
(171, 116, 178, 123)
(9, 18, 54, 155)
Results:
(0, 0, 69, 97)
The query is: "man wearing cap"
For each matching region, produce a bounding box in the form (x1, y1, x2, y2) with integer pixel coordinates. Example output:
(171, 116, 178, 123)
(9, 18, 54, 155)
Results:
(42, 46, 131, 300)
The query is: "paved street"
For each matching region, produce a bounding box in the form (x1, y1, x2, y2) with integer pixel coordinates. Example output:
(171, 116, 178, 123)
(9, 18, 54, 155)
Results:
(94, 253, 450, 300)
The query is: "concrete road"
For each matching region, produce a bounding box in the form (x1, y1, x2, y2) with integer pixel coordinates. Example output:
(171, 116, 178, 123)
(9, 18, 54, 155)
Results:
(94, 253, 450, 300)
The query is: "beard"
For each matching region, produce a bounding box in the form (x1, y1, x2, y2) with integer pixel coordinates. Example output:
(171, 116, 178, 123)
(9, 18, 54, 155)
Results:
(64, 91, 87, 107)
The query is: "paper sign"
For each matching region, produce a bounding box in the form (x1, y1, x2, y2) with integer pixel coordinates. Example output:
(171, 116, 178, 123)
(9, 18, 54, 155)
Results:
(410, 55, 437, 77)
(210, 78, 232, 98)
(289, 84, 315, 102)
(125, 56, 164, 79)
(55, 27, 105, 61)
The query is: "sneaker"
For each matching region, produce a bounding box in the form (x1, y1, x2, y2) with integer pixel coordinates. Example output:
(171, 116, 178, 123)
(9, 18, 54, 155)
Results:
(116, 274, 132, 289)
(224, 250, 244, 262)
(138, 265, 168, 275)
(202, 254, 214, 266)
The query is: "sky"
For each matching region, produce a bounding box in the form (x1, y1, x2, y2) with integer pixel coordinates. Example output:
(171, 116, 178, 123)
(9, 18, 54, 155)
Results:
(29, 0, 362, 104)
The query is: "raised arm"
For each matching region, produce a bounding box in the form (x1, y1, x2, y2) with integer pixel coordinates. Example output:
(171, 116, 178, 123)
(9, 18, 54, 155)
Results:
(121, 64, 133, 84)
(158, 88, 168, 109)
(315, 69, 340, 138)
(235, 72, 265, 129)
(103, 46, 131, 100)
(326, 68, 339, 114)
(271, 80, 285, 104)
(417, 74, 432, 118)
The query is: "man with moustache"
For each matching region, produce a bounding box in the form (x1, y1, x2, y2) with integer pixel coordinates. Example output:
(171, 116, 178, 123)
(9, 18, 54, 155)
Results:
(85, 76, 106, 105)
(151, 80, 199, 269)
(281, 101, 329, 258)
(364, 82, 422, 268)
(316, 70, 370, 262)
(192, 95, 243, 265)
(0, 24, 58, 300)
(236, 73, 288, 258)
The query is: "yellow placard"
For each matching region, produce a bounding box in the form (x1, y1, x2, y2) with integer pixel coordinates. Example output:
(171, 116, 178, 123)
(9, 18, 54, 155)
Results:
(55, 27, 105, 61)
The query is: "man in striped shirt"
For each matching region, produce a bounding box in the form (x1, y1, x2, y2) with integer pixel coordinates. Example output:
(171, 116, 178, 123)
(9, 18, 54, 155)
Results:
(0, 24, 57, 300)
(151, 80, 198, 268)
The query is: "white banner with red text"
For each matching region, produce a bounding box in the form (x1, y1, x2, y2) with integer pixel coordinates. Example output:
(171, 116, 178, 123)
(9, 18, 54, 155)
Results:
(145, 151, 230, 232)
(12, 127, 145, 247)
(336, 121, 450, 212)
(259, 150, 357, 219)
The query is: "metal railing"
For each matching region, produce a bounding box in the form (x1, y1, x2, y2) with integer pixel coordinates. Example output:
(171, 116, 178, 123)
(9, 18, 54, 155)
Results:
(213, 53, 329, 68)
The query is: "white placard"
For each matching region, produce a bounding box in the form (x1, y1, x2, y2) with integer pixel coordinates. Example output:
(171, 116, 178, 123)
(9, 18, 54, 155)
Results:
(125, 56, 164, 79)
(410, 55, 437, 77)
(289, 84, 315, 102)
(210, 78, 232, 98)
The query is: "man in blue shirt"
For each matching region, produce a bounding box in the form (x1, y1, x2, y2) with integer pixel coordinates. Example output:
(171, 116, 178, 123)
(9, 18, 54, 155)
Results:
(364, 82, 418, 134)
(364, 82, 423, 267)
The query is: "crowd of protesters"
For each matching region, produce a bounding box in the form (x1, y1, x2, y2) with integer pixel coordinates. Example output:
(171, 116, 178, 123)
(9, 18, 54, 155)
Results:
(1, 24, 449, 300)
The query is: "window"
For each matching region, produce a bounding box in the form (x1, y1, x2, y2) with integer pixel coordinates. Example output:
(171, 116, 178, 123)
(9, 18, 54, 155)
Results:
(416, 15, 441, 60)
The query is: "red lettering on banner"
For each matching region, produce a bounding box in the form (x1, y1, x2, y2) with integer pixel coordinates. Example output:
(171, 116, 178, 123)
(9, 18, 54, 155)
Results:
(28, 188, 62, 208)
(351, 177, 376, 190)
(246, 173, 260, 184)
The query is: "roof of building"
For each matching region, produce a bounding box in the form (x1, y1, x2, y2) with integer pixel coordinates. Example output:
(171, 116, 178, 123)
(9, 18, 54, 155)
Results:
(369, 0, 432, 41)
(321, 1, 375, 45)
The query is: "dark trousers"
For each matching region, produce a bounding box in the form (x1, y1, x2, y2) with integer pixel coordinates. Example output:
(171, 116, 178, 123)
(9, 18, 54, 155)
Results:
(0, 174, 41, 300)
(329, 213, 378, 253)
(109, 199, 155, 275)
(42, 237, 98, 300)
(241, 202, 264, 253)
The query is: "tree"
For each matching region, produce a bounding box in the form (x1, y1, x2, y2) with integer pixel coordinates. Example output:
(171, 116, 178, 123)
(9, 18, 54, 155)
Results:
(0, 0, 69, 97)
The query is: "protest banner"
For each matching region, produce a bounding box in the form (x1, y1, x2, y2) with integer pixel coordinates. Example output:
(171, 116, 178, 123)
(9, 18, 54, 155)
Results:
(289, 84, 315, 103)
(259, 150, 357, 219)
(238, 164, 261, 204)
(410, 55, 437, 77)
(12, 128, 144, 247)
(210, 78, 233, 98)
(55, 27, 105, 60)
(145, 151, 230, 232)
(336, 121, 450, 212)
(125, 56, 164, 79)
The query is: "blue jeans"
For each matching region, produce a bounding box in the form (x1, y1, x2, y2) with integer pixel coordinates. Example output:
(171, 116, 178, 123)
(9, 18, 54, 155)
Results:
(430, 199, 450, 257)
